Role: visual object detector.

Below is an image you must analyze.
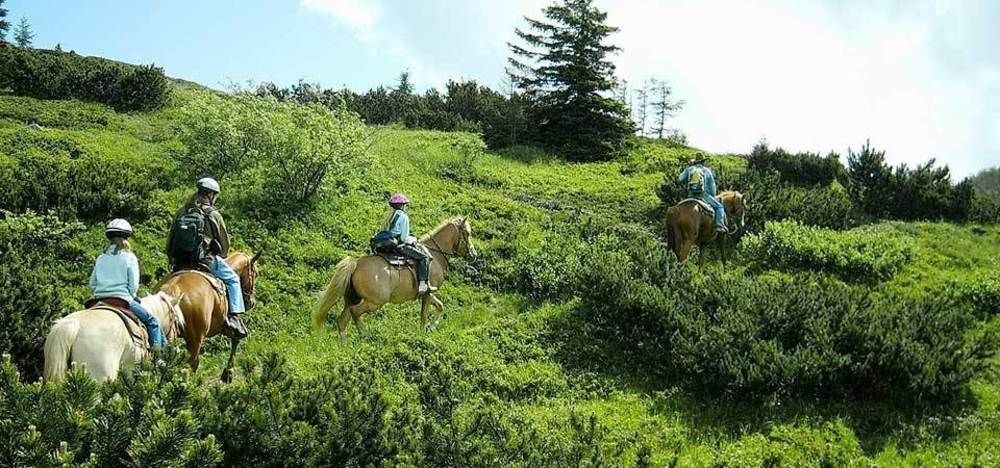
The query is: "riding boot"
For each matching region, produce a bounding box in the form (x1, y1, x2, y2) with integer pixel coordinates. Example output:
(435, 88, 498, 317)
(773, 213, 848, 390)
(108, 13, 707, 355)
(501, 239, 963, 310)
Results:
(225, 314, 248, 338)
(417, 259, 437, 295)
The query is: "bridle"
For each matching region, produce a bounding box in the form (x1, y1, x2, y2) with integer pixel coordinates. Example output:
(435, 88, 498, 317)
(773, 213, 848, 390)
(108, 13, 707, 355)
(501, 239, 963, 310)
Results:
(240, 255, 258, 311)
(425, 221, 472, 260)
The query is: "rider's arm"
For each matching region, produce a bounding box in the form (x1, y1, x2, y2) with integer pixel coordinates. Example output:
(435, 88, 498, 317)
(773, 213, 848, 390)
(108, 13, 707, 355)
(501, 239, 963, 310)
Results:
(678, 167, 689, 183)
(89, 259, 99, 295)
(126, 253, 140, 298)
(210, 211, 231, 257)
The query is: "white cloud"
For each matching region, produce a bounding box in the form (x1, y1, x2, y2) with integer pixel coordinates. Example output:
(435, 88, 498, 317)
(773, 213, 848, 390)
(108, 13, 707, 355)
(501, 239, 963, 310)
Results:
(299, 0, 381, 29)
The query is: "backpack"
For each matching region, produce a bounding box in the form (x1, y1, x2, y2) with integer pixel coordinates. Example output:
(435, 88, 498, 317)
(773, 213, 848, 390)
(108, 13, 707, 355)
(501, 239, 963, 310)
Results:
(370, 230, 398, 254)
(169, 206, 213, 265)
(687, 167, 705, 195)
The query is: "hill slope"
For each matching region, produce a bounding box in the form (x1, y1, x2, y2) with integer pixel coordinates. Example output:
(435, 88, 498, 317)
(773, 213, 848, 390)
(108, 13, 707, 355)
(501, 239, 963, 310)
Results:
(1, 84, 998, 465)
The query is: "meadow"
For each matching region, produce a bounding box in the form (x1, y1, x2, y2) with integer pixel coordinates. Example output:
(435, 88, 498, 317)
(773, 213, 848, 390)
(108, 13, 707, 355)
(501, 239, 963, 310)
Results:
(1, 77, 999, 466)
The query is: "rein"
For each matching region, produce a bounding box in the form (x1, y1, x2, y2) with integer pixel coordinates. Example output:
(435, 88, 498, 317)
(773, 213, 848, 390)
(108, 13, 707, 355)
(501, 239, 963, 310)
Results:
(423, 223, 470, 260)
(156, 294, 182, 341)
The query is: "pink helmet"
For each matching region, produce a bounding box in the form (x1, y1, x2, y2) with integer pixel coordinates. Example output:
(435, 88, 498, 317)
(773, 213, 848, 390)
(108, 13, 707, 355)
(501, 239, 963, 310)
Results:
(389, 192, 410, 204)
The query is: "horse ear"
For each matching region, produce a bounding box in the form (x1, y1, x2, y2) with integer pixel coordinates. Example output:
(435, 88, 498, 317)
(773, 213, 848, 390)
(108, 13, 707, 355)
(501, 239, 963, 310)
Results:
(172, 293, 185, 306)
(743, 193, 749, 206)
(251, 250, 263, 264)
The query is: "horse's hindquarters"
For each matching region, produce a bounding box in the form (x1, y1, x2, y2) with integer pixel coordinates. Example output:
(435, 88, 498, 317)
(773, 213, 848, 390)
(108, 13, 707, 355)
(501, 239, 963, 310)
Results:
(55, 310, 133, 381)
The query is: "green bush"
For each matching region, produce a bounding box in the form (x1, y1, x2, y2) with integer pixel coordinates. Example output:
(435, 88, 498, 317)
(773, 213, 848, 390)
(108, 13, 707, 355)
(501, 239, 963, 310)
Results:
(575, 226, 990, 402)
(0, 211, 86, 381)
(735, 170, 853, 231)
(0, 129, 166, 221)
(746, 141, 845, 187)
(0, 47, 171, 112)
(742, 220, 911, 282)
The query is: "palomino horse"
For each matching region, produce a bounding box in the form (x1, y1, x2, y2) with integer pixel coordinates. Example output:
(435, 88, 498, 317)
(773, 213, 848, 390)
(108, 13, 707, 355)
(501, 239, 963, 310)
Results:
(313, 216, 478, 344)
(665, 191, 747, 267)
(158, 251, 260, 383)
(43, 292, 185, 382)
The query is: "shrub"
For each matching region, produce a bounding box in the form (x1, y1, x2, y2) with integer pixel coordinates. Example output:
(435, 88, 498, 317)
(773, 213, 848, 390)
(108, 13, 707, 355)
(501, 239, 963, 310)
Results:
(178, 94, 369, 217)
(0, 211, 86, 381)
(0, 47, 171, 112)
(747, 141, 845, 187)
(0, 129, 165, 221)
(736, 170, 853, 231)
(575, 226, 988, 402)
(741, 220, 912, 282)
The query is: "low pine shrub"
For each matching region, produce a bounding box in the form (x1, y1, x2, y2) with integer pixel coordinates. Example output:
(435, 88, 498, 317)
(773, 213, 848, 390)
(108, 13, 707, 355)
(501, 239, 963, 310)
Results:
(741, 220, 912, 282)
(736, 170, 853, 231)
(0, 47, 171, 112)
(576, 226, 993, 402)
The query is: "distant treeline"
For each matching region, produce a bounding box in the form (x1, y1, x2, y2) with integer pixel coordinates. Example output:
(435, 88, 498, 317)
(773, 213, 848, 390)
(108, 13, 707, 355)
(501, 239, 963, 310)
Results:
(251, 73, 530, 149)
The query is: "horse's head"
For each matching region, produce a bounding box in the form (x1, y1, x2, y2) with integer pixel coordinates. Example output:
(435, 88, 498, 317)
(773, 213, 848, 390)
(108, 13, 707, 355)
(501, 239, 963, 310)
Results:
(154, 291, 186, 339)
(234, 251, 262, 311)
(455, 217, 478, 262)
(725, 192, 748, 232)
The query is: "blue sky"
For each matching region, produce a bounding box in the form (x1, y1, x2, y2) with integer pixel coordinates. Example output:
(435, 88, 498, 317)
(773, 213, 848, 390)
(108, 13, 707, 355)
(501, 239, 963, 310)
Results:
(9, 0, 1000, 176)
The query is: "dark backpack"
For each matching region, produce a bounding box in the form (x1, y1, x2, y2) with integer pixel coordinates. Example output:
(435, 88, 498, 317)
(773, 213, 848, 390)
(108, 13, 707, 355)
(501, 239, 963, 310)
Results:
(169, 206, 213, 265)
(370, 230, 398, 254)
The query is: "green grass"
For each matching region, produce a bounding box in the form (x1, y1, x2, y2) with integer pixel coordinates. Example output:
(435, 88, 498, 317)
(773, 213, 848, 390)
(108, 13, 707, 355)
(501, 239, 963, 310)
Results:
(2, 87, 998, 465)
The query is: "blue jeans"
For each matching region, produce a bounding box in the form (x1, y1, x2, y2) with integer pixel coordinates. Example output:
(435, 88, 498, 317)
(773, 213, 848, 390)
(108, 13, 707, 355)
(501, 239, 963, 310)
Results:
(130, 299, 166, 349)
(211, 256, 245, 315)
(691, 192, 726, 229)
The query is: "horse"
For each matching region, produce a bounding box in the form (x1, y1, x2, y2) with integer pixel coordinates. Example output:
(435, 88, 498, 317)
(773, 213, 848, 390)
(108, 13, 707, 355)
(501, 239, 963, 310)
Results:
(157, 251, 261, 383)
(313, 216, 478, 344)
(43, 292, 185, 382)
(665, 191, 747, 267)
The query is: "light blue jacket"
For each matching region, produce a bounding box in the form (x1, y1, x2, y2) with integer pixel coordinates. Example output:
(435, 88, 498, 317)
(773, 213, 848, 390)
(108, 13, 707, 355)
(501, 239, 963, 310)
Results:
(89, 246, 140, 301)
(385, 209, 411, 243)
(678, 164, 718, 197)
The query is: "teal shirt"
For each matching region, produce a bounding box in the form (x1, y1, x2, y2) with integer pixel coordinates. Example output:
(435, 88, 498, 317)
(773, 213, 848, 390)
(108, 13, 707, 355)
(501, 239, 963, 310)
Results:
(678, 164, 718, 197)
(387, 209, 411, 242)
(89, 246, 140, 301)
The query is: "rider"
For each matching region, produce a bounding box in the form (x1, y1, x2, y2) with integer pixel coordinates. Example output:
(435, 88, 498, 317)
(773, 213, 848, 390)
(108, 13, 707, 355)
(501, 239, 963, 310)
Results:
(90, 219, 166, 350)
(384, 192, 436, 295)
(166, 177, 247, 338)
(678, 153, 727, 233)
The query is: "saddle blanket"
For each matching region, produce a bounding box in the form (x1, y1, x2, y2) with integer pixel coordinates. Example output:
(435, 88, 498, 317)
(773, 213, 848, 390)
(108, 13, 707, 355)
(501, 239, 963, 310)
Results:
(169, 269, 227, 298)
(680, 198, 715, 215)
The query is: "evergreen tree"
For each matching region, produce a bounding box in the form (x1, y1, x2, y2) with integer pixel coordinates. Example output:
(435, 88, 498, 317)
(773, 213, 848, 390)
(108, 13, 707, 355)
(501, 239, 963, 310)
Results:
(0, 0, 9, 43)
(508, 0, 633, 161)
(634, 81, 649, 136)
(13, 16, 32, 47)
(649, 78, 684, 139)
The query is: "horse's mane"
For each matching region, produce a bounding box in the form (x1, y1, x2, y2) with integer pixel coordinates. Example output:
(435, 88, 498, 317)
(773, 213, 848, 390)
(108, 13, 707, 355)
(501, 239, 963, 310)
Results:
(420, 217, 463, 242)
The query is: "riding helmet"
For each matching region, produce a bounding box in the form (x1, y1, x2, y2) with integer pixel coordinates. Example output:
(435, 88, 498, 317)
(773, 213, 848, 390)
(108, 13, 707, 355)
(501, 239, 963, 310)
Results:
(105, 218, 133, 238)
(197, 177, 221, 194)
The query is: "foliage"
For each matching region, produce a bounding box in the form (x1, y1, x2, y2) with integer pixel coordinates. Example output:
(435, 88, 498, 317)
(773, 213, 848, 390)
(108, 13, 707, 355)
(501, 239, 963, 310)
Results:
(971, 166, 1000, 198)
(742, 220, 912, 282)
(0, 211, 86, 381)
(847, 140, 973, 222)
(577, 226, 995, 402)
(0, 127, 168, 221)
(734, 170, 853, 231)
(508, 0, 634, 161)
(747, 140, 845, 187)
(13, 16, 31, 47)
(0, 0, 9, 43)
(0, 47, 171, 112)
(177, 93, 368, 215)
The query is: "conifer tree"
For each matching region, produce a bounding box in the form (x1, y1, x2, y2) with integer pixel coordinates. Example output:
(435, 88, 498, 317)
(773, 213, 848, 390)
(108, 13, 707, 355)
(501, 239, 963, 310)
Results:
(508, 0, 633, 162)
(0, 0, 9, 42)
(14, 16, 32, 47)
(634, 82, 649, 136)
(649, 78, 684, 139)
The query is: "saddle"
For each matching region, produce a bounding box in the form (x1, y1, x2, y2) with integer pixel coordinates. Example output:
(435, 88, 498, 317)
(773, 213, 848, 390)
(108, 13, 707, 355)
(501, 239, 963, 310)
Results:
(680, 198, 715, 216)
(85, 298, 148, 349)
(378, 252, 411, 267)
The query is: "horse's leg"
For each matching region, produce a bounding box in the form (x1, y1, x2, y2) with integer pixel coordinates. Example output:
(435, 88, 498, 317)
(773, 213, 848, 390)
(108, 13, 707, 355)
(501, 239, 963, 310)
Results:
(719, 234, 727, 266)
(221, 337, 240, 383)
(679, 239, 694, 264)
(420, 295, 431, 332)
(349, 302, 377, 338)
(187, 336, 203, 372)
(336, 305, 352, 345)
(429, 294, 445, 330)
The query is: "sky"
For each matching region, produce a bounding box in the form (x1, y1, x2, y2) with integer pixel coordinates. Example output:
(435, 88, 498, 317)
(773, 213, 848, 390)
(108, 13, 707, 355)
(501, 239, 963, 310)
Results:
(9, 0, 999, 176)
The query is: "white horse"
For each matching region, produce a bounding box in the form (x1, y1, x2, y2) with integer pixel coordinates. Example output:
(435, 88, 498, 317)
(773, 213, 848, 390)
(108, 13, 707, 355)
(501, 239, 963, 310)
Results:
(43, 292, 185, 382)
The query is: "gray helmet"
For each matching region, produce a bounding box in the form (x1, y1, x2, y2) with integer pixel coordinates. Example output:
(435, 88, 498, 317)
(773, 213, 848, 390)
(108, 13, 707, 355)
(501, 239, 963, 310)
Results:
(196, 177, 221, 194)
(105, 218, 133, 238)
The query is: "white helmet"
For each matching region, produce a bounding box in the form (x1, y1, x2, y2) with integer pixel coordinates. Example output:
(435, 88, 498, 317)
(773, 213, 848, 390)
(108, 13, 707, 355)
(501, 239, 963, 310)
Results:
(196, 177, 221, 194)
(105, 218, 133, 238)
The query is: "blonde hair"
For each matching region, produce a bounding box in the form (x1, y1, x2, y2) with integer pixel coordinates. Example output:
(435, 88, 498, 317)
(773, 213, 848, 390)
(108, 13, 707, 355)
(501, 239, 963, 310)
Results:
(108, 236, 131, 254)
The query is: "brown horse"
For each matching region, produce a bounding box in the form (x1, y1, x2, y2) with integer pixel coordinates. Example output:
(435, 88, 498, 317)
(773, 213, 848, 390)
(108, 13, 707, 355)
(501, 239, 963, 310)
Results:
(313, 216, 477, 344)
(158, 251, 260, 382)
(665, 191, 747, 267)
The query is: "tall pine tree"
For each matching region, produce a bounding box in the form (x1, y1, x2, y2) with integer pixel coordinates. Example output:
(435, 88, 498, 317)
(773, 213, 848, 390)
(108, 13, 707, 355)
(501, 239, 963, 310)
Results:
(14, 16, 32, 47)
(649, 78, 685, 139)
(508, 0, 633, 162)
(0, 0, 9, 43)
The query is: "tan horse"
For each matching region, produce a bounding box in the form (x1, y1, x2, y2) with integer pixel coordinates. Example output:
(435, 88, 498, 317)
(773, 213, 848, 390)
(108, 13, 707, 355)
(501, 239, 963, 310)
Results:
(158, 251, 260, 382)
(313, 216, 478, 344)
(665, 191, 747, 267)
(43, 292, 185, 382)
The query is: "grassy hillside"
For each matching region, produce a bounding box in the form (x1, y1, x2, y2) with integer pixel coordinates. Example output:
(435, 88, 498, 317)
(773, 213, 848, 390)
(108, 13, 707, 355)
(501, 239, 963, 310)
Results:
(1, 85, 998, 466)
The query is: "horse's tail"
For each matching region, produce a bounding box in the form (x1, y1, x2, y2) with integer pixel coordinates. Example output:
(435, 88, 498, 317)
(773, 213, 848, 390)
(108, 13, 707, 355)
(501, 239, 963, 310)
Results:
(313, 257, 358, 331)
(43, 318, 80, 382)
(666, 206, 680, 255)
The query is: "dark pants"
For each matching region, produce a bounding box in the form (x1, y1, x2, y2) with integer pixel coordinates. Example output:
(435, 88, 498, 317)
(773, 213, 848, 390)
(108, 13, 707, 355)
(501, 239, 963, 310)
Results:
(398, 243, 432, 282)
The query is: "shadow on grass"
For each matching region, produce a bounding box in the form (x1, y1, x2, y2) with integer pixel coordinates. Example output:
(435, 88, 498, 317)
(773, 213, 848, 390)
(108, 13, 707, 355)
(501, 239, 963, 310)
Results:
(542, 303, 986, 456)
